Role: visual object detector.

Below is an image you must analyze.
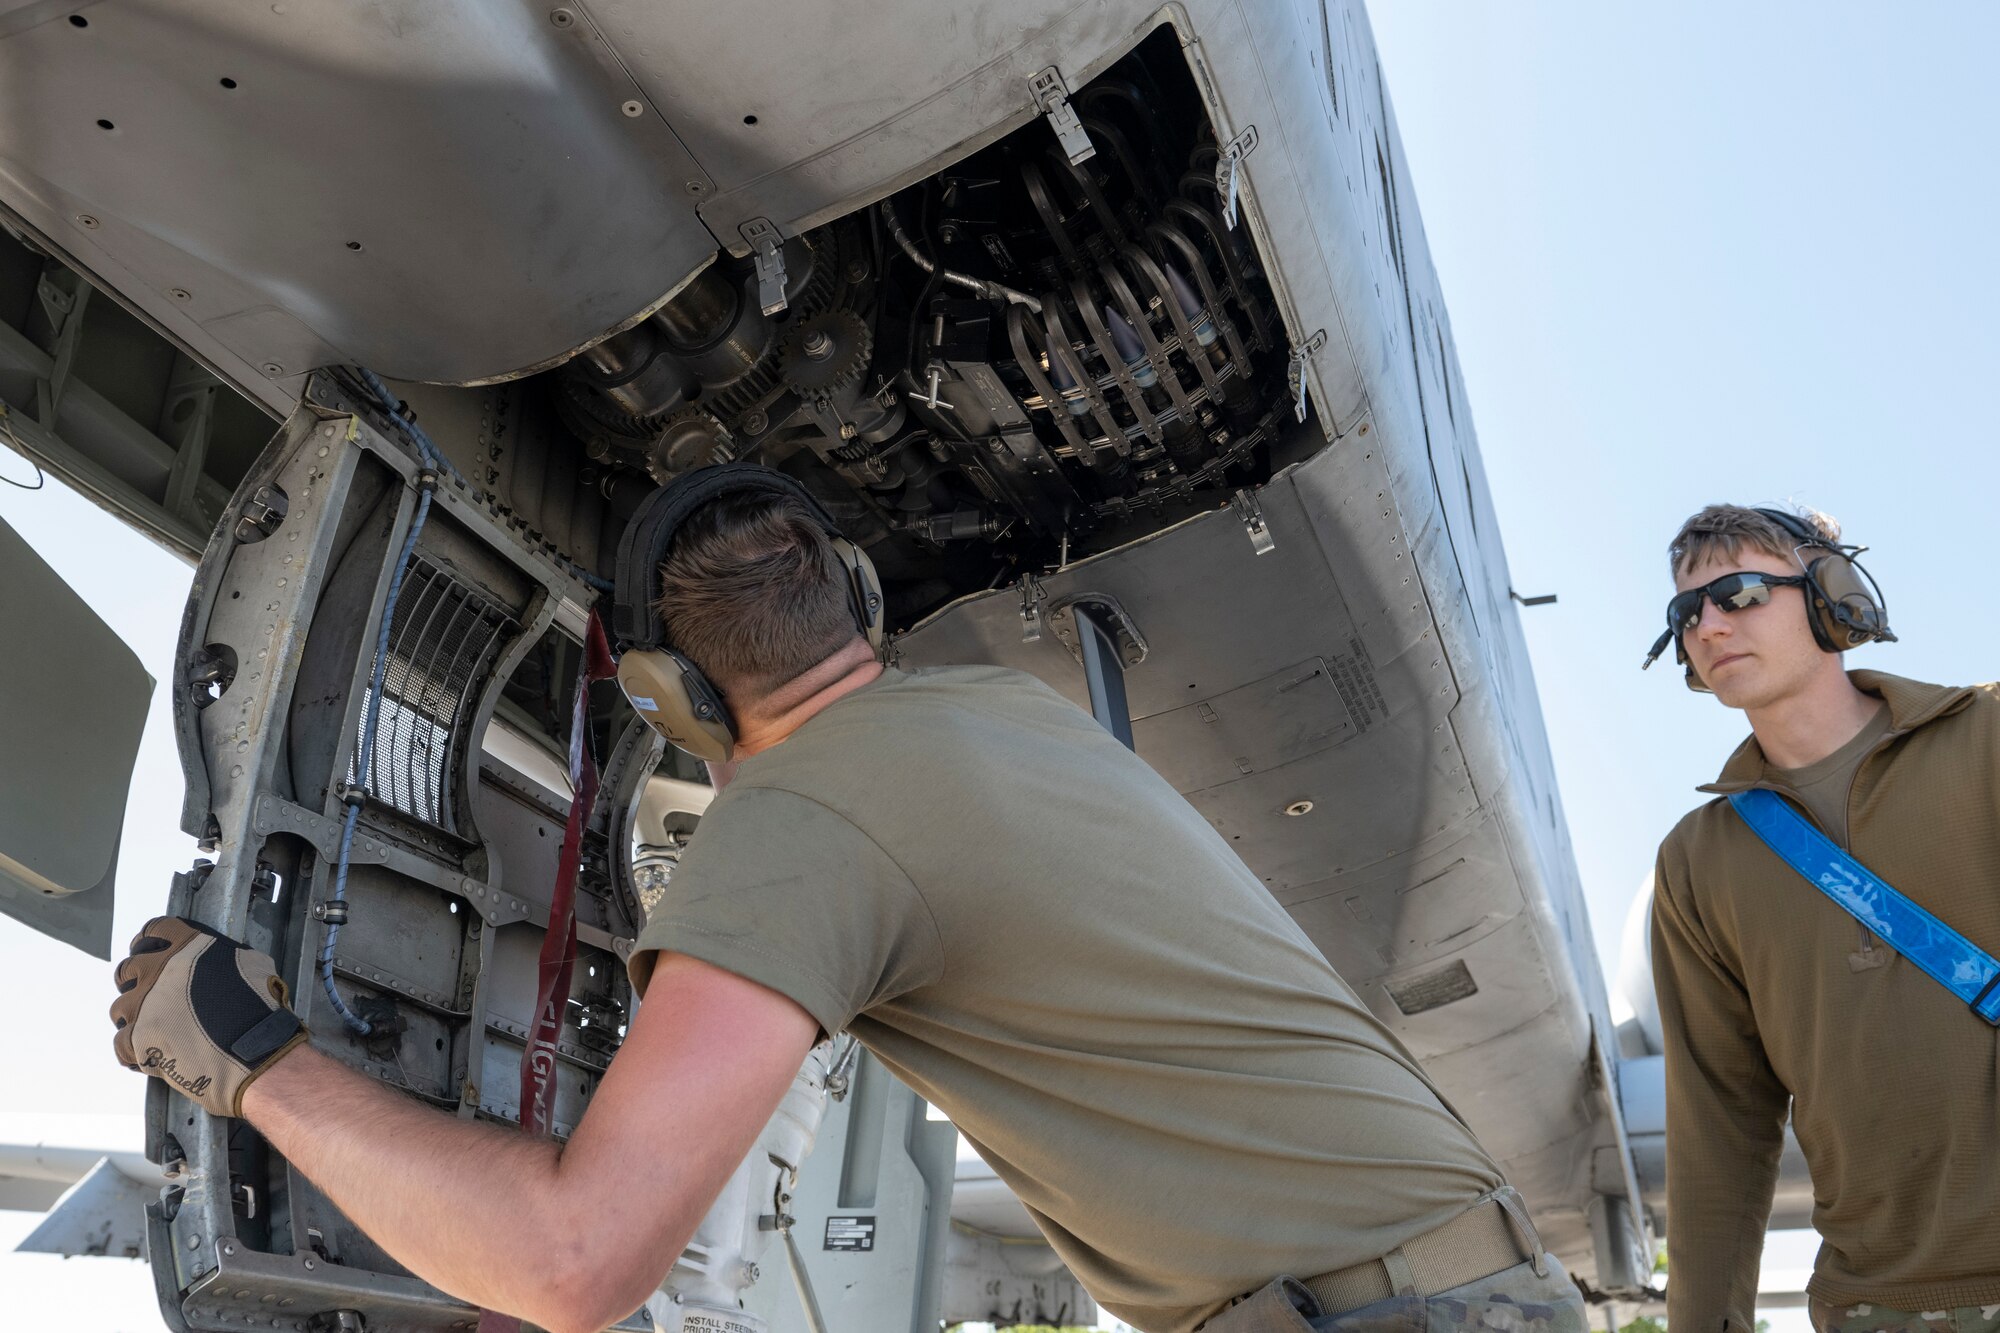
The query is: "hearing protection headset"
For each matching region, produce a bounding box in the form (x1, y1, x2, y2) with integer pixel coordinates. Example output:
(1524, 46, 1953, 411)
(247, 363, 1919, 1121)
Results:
(1650, 506, 1896, 694)
(611, 462, 885, 762)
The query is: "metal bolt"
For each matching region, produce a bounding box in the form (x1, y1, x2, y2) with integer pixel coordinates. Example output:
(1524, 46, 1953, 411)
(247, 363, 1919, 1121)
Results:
(801, 329, 833, 359)
(261, 362, 285, 376)
(170, 287, 193, 301)
(548, 7, 574, 25)
(621, 99, 644, 118)
(77, 214, 100, 229)
(740, 410, 767, 434)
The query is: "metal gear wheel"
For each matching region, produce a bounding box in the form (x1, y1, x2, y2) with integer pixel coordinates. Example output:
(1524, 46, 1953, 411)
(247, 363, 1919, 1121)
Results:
(778, 310, 872, 398)
(645, 408, 732, 482)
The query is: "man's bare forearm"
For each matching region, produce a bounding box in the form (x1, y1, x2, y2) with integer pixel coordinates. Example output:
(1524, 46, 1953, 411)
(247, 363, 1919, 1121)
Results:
(226, 956, 817, 1333)
(241, 1046, 588, 1327)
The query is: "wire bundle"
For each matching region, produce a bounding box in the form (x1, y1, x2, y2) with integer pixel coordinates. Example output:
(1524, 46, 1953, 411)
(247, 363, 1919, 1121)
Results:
(318, 368, 456, 1035)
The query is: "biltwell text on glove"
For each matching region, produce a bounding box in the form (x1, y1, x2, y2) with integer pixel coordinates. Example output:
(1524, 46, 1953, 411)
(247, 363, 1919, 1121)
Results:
(110, 917, 308, 1117)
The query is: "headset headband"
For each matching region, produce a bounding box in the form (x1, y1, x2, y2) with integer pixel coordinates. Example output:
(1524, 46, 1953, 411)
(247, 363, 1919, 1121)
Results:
(611, 462, 851, 654)
(1753, 507, 1840, 557)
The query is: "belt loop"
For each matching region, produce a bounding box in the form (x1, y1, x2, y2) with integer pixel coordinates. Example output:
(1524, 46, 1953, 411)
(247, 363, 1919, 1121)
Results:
(1488, 1186, 1547, 1277)
(1382, 1248, 1419, 1297)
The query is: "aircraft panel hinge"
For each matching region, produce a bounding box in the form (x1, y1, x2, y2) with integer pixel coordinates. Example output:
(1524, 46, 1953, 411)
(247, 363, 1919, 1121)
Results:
(1287, 328, 1327, 422)
(1232, 487, 1276, 555)
(740, 218, 789, 316)
(1030, 67, 1096, 165)
(1216, 125, 1260, 229)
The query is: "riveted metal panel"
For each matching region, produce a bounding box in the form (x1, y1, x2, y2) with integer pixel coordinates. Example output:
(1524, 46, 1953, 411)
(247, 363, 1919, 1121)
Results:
(0, 0, 718, 387)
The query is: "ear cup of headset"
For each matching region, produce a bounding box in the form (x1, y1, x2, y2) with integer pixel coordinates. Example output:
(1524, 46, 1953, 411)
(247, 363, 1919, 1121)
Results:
(1805, 553, 1886, 649)
(612, 463, 891, 762)
(1750, 507, 1891, 653)
(616, 648, 737, 764)
(832, 536, 886, 656)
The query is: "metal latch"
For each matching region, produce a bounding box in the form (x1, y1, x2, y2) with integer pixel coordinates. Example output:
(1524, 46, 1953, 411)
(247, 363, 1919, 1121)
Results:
(1018, 572, 1048, 642)
(1029, 67, 1096, 165)
(740, 218, 789, 316)
(1232, 488, 1275, 555)
(1216, 125, 1259, 229)
(232, 482, 290, 543)
(1286, 328, 1327, 423)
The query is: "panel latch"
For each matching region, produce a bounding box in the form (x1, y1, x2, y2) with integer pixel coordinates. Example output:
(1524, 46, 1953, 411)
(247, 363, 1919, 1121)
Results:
(1029, 67, 1096, 166)
(740, 218, 789, 316)
(1018, 572, 1048, 642)
(1287, 328, 1328, 423)
(1232, 488, 1276, 555)
(1216, 125, 1259, 229)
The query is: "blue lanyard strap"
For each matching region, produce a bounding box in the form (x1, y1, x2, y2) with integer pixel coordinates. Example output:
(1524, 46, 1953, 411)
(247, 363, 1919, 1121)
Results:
(1728, 788, 2000, 1025)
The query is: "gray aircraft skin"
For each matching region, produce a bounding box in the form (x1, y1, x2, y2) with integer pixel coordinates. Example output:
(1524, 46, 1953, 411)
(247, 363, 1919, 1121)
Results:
(0, 1, 1758, 1328)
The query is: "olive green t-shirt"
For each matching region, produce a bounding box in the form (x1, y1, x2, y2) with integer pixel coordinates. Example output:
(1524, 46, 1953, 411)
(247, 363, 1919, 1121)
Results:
(629, 665, 1503, 1333)
(1766, 703, 1891, 846)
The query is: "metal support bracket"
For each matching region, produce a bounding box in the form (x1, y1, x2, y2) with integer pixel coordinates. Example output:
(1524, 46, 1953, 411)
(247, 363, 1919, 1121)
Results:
(1287, 328, 1327, 423)
(1232, 487, 1276, 555)
(34, 268, 90, 427)
(740, 218, 789, 316)
(1046, 592, 1148, 671)
(1029, 67, 1096, 166)
(1216, 125, 1259, 230)
(160, 356, 221, 526)
(1047, 594, 1145, 750)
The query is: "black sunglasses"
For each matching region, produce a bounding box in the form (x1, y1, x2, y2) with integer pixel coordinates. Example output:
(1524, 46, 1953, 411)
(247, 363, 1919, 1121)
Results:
(1667, 570, 1809, 634)
(1642, 570, 1809, 668)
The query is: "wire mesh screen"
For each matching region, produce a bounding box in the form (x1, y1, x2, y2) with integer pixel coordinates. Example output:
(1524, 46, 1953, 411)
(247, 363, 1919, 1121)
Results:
(349, 557, 514, 834)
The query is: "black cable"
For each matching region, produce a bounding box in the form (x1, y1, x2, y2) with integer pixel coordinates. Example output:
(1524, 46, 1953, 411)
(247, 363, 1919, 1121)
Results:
(0, 456, 43, 490)
(0, 407, 46, 489)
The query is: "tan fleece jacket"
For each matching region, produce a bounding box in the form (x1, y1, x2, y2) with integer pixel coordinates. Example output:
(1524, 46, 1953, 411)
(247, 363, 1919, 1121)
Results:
(1653, 671, 2000, 1333)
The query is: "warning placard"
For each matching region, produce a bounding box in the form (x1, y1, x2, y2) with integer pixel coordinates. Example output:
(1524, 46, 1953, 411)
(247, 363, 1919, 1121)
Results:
(682, 1314, 758, 1333)
(823, 1215, 876, 1252)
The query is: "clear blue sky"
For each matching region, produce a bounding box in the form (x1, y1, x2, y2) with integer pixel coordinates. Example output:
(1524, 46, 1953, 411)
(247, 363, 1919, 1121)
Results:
(1367, 0, 2000, 972)
(3, 3, 1996, 1326)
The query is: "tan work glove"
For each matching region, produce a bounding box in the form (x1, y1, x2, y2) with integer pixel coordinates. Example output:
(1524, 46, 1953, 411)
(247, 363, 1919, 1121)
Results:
(110, 917, 308, 1117)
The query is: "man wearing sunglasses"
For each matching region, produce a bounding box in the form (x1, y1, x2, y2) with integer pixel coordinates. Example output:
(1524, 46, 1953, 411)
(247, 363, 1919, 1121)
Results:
(1645, 504, 2000, 1333)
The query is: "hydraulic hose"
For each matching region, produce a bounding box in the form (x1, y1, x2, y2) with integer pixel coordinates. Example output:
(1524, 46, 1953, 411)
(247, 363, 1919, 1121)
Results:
(878, 199, 1042, 314)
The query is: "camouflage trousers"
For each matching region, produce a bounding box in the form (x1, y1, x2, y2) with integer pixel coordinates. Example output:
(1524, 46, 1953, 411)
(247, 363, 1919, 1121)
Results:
(1203, 1256, 1588, 1333)
(1810, 1299, 2000, 1333)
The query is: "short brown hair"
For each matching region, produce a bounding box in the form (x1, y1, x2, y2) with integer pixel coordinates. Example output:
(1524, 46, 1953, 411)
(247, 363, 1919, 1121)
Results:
(1668, 503, 1842, 577)
(653, 490, 859, 700)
